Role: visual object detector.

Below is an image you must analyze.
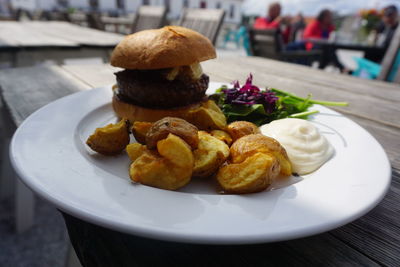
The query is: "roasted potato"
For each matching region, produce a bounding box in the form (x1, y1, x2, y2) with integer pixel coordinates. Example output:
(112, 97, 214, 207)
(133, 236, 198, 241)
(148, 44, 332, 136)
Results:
(132, 121, 153, 144)
(217, 152, 279, 194)
(230, 134, 292, 176)
(210, 130, 233, 146)
(193, 131, 229, 178)
(86, 119, 129, 155)
(186, 100, 227, 131)
(226, 121, 260, 142)
(126, 143, 146, 161)
(146, 117, 199, 150)
(130, 134, 194, 190)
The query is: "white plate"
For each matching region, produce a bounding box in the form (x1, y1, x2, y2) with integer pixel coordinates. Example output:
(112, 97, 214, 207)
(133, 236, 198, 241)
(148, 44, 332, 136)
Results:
(10, 83, 391, 244)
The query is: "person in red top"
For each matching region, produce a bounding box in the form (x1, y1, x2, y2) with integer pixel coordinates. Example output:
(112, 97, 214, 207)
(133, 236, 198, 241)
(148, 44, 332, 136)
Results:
(254, 2, 281, 29)
(253, 2, 291, 43)
(303, 9, 346, 72)
(303, 9, 335, 40)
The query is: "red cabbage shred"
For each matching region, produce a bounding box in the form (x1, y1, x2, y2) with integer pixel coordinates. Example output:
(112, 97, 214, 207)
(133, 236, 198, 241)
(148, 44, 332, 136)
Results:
(222, 74, 278, 113)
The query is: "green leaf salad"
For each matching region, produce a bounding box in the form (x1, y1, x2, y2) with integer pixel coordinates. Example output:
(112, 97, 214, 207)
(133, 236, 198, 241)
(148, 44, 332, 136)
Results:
(209, 74, 348, 126)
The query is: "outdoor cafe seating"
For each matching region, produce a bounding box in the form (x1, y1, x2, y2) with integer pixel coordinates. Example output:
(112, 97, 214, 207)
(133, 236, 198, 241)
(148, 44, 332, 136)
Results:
(0, 2, 399, 267)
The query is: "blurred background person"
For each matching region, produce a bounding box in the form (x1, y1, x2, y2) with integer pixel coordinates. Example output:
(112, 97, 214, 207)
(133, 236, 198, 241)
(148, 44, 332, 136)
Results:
(304, 9, 347, 72)
(253, 2, 291, 43)
(290, 12, 306, 43)
(253, 2, 281, 30)
(366, 5, 399, 62)
(303, 9, 335, 41)
(285, 9, 347, 72)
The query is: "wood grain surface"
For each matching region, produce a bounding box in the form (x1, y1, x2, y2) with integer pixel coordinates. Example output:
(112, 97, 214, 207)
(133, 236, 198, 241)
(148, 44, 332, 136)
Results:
(0, 65, 89, 125)
(0, 22, 123, 49)
(1, 56, 399, 266)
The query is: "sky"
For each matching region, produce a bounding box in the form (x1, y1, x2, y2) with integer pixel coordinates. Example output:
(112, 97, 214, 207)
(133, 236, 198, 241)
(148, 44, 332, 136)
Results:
(242, 0, 400, 16)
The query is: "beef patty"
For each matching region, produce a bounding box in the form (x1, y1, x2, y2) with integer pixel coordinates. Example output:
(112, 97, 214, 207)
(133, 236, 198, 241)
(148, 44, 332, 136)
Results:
(115, 69, 209, 108)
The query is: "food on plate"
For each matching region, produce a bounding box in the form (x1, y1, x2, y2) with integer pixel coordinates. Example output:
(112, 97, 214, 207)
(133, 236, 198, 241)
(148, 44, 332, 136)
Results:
(217, 134, 292, 194)
(86, 51, 342, 192)
(210, 74, 348, 126)
(217, 152, 279, 194)
(230, 134, 292, 176)
(132, 121, 153, 144)
(129, 133, 194, 190)
(260, 118, 334, 175)
(210, 130, 233, 146)
(145, 117, 199, 150)
(126, 143, 146, 161)
(193, 131, 230, 178)
(226, 121, 260, 142)
(86, 119, 129, 155)
(185, 100, 227, 130)
(110, 26, 226, 130)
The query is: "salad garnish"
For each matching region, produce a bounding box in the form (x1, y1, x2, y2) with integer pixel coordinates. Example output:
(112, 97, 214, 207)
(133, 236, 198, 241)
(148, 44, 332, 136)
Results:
(210, 74, 348, 126)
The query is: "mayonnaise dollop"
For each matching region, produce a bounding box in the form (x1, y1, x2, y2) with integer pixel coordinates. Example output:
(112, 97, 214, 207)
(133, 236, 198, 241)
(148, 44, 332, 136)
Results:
(260, 118, 334, 175)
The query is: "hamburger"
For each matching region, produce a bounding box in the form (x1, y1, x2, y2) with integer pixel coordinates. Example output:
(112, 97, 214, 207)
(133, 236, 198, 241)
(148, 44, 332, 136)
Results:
(110, 26, 225, 129)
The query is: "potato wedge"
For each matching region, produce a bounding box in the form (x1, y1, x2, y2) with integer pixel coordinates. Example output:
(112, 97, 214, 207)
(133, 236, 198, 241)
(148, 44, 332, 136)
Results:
(226, 121, 260, 142)
(217, 152, 279, 194)
(157, 134, 194, 169)
(230, 134, 292, 176)
(130, 134, 194, 190)
(126, 143, 146, 161)
(146, 117, 199, 150)
(132, 121, 153, 144)
(186, 100, 227, 131)
(210, 130, 233, 146)
(193, 131, 229, 178)
(86, 119, 129, 155)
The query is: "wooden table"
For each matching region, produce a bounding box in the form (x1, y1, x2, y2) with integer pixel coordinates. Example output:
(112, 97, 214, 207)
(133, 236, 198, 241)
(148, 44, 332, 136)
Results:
(311, 39, 383, 52)
(0, 21, 123, 66)
(1, 57, 400, 266)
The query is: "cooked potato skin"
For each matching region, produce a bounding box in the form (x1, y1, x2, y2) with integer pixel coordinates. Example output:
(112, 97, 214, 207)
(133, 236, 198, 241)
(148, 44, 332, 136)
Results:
(230, 134, 292, 176)
(193, 131, 229, 178)
(86, 119, 129, 155)
(210, 130, 233, 146)
(130, 134, 194, 190)
(217, 152, 279, 194)
(186, 100, 227, 131)
(132, 121, 153, 144)
(226, 121, 260, 142)
(146, 117, 199, 150)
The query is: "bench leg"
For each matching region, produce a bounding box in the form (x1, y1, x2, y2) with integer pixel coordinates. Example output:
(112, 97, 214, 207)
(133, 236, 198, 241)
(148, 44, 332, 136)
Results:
(15, 177, 35, 233)
(1, 97, 34, 232)
(65, 239, 82, 267)
(0, 138, 14, 200)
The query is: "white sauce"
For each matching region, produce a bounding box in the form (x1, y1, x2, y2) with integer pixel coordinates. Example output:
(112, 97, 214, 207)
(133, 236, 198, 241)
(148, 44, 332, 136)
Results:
(260, 118, 334, 175)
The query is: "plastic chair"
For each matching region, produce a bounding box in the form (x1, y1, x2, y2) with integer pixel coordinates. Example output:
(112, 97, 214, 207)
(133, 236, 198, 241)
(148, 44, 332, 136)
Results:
(352, 57, 381, 80)
(352, 51, 400, 82)
(222, 26, 248, 50)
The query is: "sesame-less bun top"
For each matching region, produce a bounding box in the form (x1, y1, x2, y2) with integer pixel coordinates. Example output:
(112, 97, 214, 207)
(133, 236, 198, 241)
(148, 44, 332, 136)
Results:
(110, 26, 216, 70)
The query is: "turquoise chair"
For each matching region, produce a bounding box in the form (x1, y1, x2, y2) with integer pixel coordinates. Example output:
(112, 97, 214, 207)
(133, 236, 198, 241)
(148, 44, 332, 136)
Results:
(352, 57, 381, 80)
(222, 26, 252, 56)
(353, 51, 400, 82)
